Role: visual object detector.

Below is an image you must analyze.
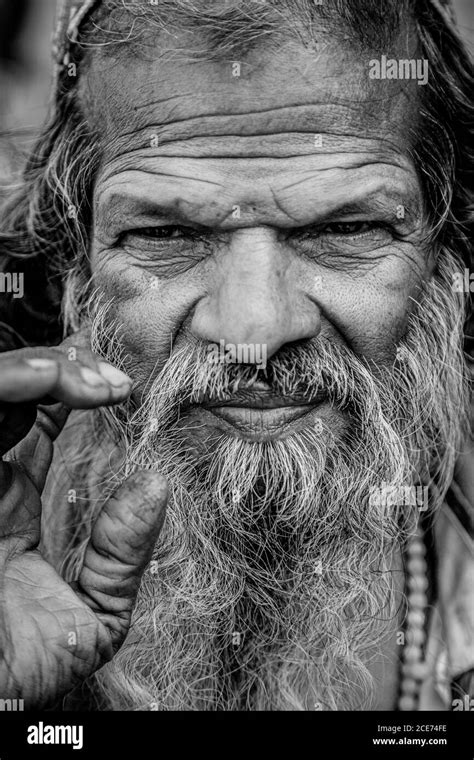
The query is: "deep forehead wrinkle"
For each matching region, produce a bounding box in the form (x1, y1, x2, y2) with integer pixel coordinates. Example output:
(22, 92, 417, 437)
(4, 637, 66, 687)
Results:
(91, 73, 418, 137)
(111, 102, 409, 141)
(99, 105, 418, 168)
(81, 33, 422, 155)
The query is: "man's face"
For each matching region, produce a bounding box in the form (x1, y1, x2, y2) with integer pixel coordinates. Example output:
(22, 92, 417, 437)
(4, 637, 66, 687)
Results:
(77, 26, 469, 711)
(87, 32, 430, 448)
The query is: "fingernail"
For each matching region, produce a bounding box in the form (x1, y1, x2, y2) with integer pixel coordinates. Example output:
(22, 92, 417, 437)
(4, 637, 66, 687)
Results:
(25, 358, 57, 371)
(97, 362, 132, 388)
(80, 366, 107, 387)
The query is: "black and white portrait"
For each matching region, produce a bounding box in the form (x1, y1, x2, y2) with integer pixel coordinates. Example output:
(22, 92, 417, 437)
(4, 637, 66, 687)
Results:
(0, 0, 472, 723)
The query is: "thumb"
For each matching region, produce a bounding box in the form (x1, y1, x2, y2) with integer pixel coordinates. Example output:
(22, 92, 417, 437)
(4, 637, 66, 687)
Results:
(76, 470, 168, 647)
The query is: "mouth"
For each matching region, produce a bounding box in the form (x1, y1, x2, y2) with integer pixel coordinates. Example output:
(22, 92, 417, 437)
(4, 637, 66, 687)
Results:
(189, 382, 329, 441)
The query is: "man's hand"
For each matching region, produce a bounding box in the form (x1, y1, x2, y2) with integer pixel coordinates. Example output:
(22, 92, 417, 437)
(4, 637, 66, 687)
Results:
(0, 337, 167, 708)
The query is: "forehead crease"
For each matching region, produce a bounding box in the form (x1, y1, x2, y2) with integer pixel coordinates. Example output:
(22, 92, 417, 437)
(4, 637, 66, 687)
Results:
(273, 166, 421, 210)
(100, 106, 414, 166)
(109, 93, 409, 136)
(129, 102, 373, 131)
(84, 40, 421, 150)
(104, 137, 406, 164)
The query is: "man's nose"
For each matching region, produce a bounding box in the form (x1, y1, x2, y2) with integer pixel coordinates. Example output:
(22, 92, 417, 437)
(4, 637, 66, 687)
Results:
(190, 228, 321, 358)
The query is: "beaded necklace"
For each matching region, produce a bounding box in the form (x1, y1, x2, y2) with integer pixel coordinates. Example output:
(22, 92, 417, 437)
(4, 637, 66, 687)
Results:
(398, 525, 430, 711)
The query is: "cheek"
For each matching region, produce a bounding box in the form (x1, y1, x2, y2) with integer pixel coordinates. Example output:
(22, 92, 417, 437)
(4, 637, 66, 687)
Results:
(90, 240, 431, 380)
(91, 250, 201, 383)
(314, 246, 431, 364)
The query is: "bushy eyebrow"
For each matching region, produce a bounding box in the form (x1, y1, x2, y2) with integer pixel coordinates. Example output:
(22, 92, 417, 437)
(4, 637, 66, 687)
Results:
(96, 170, 422, 238)
(317, 196, 421, 223)
(97, 195, 211, 236)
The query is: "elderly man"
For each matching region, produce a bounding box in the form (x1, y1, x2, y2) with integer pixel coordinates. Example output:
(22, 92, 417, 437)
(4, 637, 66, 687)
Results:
(0, 0, 472, 712)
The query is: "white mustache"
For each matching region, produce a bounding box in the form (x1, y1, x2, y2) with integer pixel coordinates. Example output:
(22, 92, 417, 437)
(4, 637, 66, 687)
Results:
(136, 336, 372, 420)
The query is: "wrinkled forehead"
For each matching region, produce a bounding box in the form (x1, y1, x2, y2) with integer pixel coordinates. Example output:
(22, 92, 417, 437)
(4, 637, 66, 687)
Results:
(79, 29, 422, 165)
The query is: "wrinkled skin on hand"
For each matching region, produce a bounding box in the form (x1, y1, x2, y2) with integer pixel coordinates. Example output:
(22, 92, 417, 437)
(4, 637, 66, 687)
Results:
(0, 332, 167, 708)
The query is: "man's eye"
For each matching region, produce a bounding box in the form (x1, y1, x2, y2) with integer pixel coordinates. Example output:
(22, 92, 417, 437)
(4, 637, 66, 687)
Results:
(127, 226, 190, 240)
(294, 219, 393, 262)
(319, 221, 376, 236)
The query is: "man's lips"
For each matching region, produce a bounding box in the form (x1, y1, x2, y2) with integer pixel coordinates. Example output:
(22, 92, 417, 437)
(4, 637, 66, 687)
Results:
(208, 403, 317, 425)
(203, 397, 320, 410)
(196, 381, 327, 409)
(190, 386, 329, 440)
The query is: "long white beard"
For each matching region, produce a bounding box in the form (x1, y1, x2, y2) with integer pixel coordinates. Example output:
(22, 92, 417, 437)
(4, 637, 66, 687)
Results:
(64, 252, 468, 711)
